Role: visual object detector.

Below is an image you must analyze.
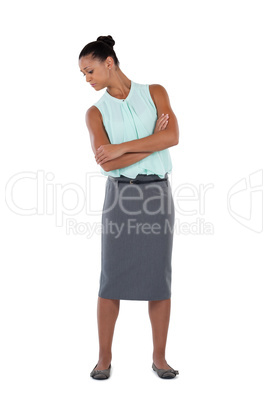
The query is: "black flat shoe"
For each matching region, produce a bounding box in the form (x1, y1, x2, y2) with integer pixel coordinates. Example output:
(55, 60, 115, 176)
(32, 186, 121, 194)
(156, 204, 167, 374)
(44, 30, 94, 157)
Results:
(90, 363, 111, 380)
(152, 362, 179, 379)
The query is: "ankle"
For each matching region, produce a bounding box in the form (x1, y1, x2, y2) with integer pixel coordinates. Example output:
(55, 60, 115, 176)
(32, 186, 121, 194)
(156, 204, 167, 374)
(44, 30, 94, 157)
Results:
(98, 352, 112, 363)
(153, 352, 166, 362)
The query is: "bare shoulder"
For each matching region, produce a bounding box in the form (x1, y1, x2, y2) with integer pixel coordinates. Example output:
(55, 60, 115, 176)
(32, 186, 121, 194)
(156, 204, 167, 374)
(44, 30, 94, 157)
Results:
(85, 105, 103, 124)
(148, 84, 172, 115)
(148, 84, 168, 96)
(148, 84, 171, 107)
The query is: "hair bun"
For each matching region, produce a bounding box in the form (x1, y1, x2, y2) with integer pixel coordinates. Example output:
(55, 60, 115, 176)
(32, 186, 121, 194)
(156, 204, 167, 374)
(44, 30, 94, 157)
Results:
(97, 35, 115, 49)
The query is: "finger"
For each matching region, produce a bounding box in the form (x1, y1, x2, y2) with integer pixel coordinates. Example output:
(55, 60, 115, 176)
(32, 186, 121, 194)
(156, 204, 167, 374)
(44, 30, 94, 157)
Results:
(161, 118, 169, 125)
(160, 120, 168, 130)
(159, 118, 167, 124)
(159, 116, 168, 124)
(159, 114, 169, 120)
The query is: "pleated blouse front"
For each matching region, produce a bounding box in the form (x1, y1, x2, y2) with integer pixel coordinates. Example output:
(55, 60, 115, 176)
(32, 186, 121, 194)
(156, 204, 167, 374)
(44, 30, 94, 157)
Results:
(93, 80, 173, 179)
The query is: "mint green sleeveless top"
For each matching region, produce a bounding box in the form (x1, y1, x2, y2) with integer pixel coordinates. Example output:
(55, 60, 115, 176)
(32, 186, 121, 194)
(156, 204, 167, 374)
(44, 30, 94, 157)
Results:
(93, 80, 173, 179)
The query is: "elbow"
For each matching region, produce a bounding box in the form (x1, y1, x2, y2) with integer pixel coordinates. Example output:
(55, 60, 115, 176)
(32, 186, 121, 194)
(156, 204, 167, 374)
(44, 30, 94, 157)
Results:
(100, 164, 108, 172)
(171, 135, 179, 146)
(100, 162, 110, 172)
(167, 125, 179, 147)
(173, 128, 180, 146)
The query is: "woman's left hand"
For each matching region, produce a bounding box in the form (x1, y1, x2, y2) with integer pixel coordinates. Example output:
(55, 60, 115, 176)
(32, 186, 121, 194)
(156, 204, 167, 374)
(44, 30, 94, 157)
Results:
(95, 144, 125, 164)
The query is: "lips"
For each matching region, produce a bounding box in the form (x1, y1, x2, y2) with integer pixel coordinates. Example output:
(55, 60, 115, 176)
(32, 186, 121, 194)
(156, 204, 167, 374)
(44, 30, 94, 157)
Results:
(91, 83, 96, 87)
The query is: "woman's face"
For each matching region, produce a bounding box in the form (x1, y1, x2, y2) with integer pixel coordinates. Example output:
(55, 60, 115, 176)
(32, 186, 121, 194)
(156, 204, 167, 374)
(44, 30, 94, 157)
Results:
(79, 55, 111, 91)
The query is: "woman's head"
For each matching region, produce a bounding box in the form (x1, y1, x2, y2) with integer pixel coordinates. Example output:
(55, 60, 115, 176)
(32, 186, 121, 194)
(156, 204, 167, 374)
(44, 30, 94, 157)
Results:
(78, 35, 120, 90)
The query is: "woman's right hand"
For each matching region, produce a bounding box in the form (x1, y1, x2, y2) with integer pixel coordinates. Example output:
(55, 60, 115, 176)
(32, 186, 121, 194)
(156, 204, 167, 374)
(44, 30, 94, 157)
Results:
(153, 113, 169, 133)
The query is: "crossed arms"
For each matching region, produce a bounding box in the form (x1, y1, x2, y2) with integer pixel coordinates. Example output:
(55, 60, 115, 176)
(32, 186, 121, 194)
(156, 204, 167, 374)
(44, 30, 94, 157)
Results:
(85, 84, 179, 172)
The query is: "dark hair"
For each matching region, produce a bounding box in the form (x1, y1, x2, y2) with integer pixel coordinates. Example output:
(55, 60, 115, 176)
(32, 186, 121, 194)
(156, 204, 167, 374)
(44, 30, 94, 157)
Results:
(78, 35, 120, 67)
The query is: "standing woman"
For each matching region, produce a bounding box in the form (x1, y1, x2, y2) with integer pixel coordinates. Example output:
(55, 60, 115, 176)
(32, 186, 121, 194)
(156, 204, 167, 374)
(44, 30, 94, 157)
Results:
(78, 35, 180, 380)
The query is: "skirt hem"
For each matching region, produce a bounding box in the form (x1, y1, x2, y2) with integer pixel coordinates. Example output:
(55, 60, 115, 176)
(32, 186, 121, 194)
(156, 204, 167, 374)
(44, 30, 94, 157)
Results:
(98, 293, 172, 301)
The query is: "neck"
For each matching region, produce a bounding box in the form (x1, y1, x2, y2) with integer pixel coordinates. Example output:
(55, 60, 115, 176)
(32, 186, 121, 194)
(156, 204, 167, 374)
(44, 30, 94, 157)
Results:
(106, 68, 131, 98)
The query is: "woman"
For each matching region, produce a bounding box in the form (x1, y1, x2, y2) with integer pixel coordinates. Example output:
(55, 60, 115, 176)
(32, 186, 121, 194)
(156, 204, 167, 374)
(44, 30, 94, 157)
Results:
(78, 35, 180, 380)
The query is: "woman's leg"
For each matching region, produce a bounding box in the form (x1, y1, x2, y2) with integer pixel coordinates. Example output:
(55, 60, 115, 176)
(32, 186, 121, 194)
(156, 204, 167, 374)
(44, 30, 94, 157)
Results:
(148, 298, 172, 369)
(95, 296, 120, 370)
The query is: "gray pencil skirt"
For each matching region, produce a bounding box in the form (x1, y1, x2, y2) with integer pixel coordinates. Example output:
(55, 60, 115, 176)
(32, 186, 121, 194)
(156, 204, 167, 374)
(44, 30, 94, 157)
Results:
(99, 173, 175, 301)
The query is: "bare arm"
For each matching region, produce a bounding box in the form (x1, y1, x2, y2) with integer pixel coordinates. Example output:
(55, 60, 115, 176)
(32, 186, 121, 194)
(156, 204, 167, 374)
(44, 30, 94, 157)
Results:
(101, 151, 153, 172)
(120, 84, 179, 153)
(85, 106, 153, 172)
(121, 127, 176, 153)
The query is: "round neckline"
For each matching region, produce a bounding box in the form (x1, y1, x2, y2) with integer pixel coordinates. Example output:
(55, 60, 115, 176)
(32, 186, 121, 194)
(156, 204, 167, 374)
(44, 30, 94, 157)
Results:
(105, 80, 134, 103)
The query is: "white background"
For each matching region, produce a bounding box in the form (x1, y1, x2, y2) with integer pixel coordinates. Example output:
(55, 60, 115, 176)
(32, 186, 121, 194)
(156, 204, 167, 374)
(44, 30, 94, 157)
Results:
(1, 0, 267, 401)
